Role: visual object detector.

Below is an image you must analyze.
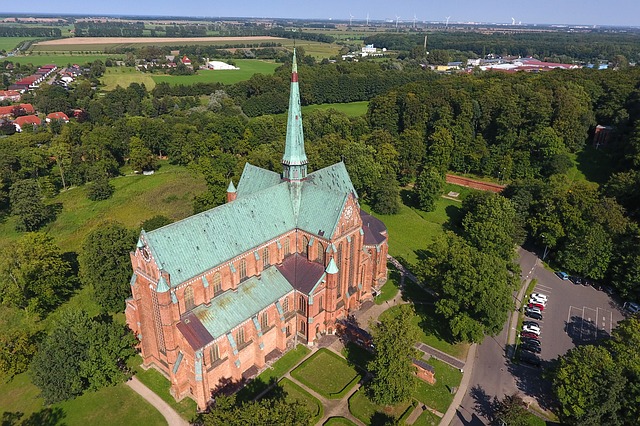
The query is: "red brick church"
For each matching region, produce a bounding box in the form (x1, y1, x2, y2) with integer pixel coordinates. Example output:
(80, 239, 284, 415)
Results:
(125, 51, 389, 410)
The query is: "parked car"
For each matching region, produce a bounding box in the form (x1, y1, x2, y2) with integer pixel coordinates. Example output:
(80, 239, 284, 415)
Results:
(531, 293, 548, 301)
(521, 343, 541, 354)
(570, 276, 583, 285)
(623, 302, 640, 315)
(556, 271, 569, 280)
(525, 310, 543, 320)
(529, 296, 547, 305)
(603, 286, 615, 296)
(520, 352, 542, 367)
(523, 320, 540, 328)
(522, 324, 541, 335)
(521, 337, 541, 347)
(521, 331, 540, 340)
(527, 302, 545, 311)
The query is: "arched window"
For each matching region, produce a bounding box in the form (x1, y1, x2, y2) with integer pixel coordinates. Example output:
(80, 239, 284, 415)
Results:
(184, 286, 195, 311)
(298, 295, 307, 315)
(261, 311, 268, 329)
(336, 244, 343, 298)
(302, 236, 309, 257)
(210, 344, 220, 362)
(317, 242, 325, 265)
(239, 259, 247, 281)
(213, 272, 222, 295)
(284, 238, 290, 256)
(318, 295, 324, 312)
(300, 320, 306, 335)
(348, 237, 356, 287)
(237, 327, 245, 345)
(262, 246, 270, 267)
(283, 297, 289, 313)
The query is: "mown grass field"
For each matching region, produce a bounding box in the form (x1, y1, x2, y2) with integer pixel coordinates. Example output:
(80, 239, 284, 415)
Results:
(0, 162, 206, 254)
(101, 66, 156, 90)
(302, 101, 369, 117)
(0, 371, 166, 426)
(151, 59, 280, 86)
(0, 36, 37, 51)
(348, 387, 413, 425)
(278, 378, 324, 425)
(9, 53, 121, 67)
(291, 349, 361, 399)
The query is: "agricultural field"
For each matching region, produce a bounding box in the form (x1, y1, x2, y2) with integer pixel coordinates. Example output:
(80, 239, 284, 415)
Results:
(151, 59, 280, 86)
(9, 53, 120, 67)
(302, 101, 369, 117)
(0, 36, 37, 51)
(101, 66, 156, 91)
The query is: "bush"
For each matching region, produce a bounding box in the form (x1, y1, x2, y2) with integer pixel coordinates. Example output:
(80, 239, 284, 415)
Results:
(87, 178, 115, 201)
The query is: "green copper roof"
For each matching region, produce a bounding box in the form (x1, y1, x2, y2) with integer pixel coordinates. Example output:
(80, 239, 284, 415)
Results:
(145, 183, 296, 286)
(227, 180, 236, 193)
(325, 257, 339, 274)
(282, 49, 308, 176)
(236, 163, 281, 198)
(192, 266, 294, 340)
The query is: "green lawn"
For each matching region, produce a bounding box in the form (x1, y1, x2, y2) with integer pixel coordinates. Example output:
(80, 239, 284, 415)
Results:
(379, 305, 469, 360)
(362, 195, 463, 266)
(413, 409, 441, 426)
(374, 268, 400, 305)
(291, 349, 361, 399)
(101, 66, 156, 91)
(10, 53, 122, 67)
(411, 359, 463, 413)
(0, 372, 166, 426)
(133, 358, 197, 422)
(236, 345, 311, 401)
(278, 378, 324, 425)
(0, 37, 37, 51)
(302, 101, 369, 117)
(323, 417, 357, 426)
(347, 388, 412, 425)
(0, 162, 207, 253)
(151, 59, 279, 86)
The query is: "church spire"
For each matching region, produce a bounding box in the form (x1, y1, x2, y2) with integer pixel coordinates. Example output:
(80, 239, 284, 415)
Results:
(282, 49, 308, 181)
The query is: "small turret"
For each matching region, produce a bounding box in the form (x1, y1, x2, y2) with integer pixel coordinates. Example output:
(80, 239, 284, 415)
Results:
(226, 180, 237, 203)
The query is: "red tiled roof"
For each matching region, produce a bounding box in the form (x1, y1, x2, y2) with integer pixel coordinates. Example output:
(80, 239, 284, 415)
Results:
(14, 115, 41, 126)
(0, 103, 35, 116)
(46, 112, 69, 121)
(360, 210, 387, 245)
(276, 253, 325, 295)
(0, 90, 20, 97)
(177, 313, 213, 350)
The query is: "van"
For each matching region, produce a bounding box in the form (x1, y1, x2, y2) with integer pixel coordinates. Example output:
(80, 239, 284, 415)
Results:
(623, 302, 640, 314)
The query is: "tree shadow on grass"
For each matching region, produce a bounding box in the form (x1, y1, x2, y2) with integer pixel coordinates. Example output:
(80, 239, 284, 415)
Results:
(369, 411, 400, 425)
(400, 189, 417, 208)
(443, 204, 463, 235)
(2, 407, 66, 426)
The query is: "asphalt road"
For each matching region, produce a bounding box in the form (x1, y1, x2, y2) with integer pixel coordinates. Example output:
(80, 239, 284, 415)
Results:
(451, 247, 626, 425)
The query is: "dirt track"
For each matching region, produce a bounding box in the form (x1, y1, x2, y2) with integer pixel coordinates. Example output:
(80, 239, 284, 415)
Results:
(34, 36, 285, 46)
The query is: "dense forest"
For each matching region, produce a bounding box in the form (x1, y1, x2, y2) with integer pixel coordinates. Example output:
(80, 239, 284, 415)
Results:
(0, 26, 62, 38)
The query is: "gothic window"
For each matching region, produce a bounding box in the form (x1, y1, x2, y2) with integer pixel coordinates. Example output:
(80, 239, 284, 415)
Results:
(184, 286, 195, 311)
(210, 344, 220, 362)
(213, 272, 222, 295)
(284, 238, 290, 256)
(317, 242, 325, 265)
(298, 295, 307, 315)
(302, 236, 309, 258)
(283, 297, 289, 313)
(261, 311, 268, 329)
(348, 237, 356, 288)
(318, 295, 324, 312)
(286, 325, 291, 336)
(262, 246, 270, 267)
(239, 259, 247, 281)
(237, 327, 245, 346)
(300, 320, 306, 335)
(336, 243, 343, 298)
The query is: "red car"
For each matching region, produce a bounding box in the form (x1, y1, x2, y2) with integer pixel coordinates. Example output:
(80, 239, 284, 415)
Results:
(521, 331, 540, 339)
(528, 302, 544, 311)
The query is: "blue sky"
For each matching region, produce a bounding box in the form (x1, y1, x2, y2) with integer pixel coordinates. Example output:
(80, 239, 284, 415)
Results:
(7, 0, 640, 27)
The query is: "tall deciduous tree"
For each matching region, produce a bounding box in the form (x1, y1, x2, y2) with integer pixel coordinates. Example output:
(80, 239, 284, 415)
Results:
(0, 329, 38, 379)
(0, 232, 74, 315)
(367, 304, 420, 405)
(414, 167, 445, 212)
(198, 393, 310, 426)
(9, 180, 50, 232)
(79, 222, 137, 313)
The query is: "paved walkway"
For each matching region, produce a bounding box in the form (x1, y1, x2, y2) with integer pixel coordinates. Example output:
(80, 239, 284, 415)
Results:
(438, 343, 478, 426)
(127, 376, 189, 426)
(415, 342, 465, 370)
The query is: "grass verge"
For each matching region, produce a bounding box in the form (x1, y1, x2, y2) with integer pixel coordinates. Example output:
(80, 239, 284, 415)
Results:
(411, 358, 463, 413)
(291, 349, 361, 399)
(347, 387, 412, 425)
(374, 270, 399, 305)
(278, 378, 323, 425)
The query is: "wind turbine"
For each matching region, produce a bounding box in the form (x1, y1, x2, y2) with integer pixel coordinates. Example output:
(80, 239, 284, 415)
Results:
(349, 12, 354, 26)
(396, 15, 400, 30)
(445, 16, 451, 29)
(413, 14, 417, 28)
(366, 12, 369, 26)
(511, 17, 516, 25)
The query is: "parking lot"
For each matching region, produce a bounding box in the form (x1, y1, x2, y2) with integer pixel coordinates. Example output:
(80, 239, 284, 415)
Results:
(523, 266, 625, 362)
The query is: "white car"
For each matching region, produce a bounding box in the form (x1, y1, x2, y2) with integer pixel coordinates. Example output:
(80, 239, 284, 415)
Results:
(529, 296, 547, 306)
(522, 324, 541, 335)
(531, 293, 548, 302)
